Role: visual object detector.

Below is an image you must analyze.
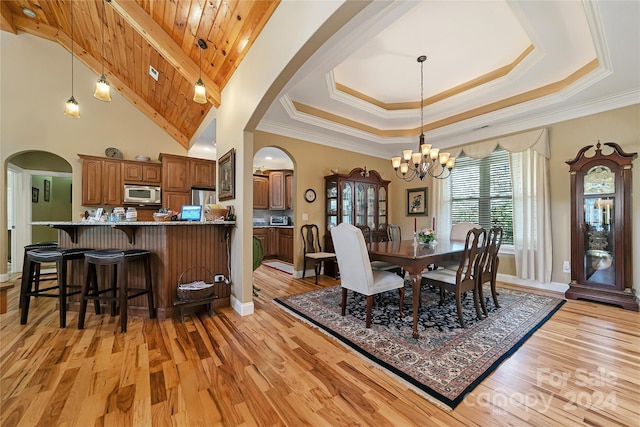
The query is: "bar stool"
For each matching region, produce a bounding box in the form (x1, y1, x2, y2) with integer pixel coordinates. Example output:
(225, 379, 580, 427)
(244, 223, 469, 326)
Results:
(21, 247, 95, 328)
(20, 242, 59, 309)
(78, 249, 156, 333)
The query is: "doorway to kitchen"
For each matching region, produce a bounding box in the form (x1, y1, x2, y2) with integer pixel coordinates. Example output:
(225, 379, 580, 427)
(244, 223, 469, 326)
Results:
(252, 147, 295, 277)
(6, 151, 73, 274)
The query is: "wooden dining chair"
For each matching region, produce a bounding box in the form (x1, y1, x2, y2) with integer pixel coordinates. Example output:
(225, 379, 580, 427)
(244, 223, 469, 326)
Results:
(438, 222, 482, 271)
(301, 224, 336, 285)
(421, 227, 486, 328)
(330, 223, 405, 328)
(356, 225, 401, 274)
(387, 224, 401, 242)
(476, 226, 503, 314)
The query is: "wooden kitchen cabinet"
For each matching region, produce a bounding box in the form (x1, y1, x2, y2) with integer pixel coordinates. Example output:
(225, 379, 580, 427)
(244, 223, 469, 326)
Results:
(277, 228, 293, 263)
(190, 158, 216, 189)
(79, 155, 123, 206)
(123, 162, 161, 184)
(163, 192, 190, 213)
(160, 154, 190, 192)
(269, 171, 285, 210)
(80, 156, 102, 205)
(285, 173, 292, 210)
(102, 160, 123, 205)
(253, 175, 269, 209)
(253, 228, 277, 257)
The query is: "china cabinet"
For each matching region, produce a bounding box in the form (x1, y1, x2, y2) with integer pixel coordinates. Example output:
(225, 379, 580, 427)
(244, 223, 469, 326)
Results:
(566, 142, 638, 310)
(324, 168, 390, 275)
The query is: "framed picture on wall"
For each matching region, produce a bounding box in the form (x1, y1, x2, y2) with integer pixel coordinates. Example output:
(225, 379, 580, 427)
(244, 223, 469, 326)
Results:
(218, 148, 236, 201)
(32, 187, 39, 203)
(44, 179, 51, 202)
(406, 187, 427, 216)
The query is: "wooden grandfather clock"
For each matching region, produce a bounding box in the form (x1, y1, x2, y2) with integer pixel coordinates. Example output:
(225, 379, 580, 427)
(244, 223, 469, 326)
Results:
(566, 141, 638, 310)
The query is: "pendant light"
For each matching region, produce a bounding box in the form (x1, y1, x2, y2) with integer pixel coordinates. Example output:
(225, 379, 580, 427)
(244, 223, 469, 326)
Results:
(94, 0, 111, 102)
(193, 38, 208, 104)
(64, 0, 79, 118)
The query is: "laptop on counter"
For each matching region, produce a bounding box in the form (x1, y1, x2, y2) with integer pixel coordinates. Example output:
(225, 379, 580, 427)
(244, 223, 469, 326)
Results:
(180, 205, 203, 222)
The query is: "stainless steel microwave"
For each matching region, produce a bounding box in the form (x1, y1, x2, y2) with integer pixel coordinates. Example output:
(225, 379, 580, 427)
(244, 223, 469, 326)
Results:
(124, 184, 161, 205)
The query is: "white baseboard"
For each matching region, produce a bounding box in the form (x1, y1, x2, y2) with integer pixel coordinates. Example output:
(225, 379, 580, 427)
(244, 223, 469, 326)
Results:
(496, 273, 569, 294)
(231, 294, 254, 316)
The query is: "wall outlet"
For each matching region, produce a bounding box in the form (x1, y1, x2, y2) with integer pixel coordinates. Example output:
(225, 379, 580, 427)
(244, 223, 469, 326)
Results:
(302, 213, 309, 221)
(562, 260, 571, 273)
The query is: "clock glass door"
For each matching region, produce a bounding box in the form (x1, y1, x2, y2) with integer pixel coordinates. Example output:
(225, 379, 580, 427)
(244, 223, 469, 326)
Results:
(581, 165, 615, 286)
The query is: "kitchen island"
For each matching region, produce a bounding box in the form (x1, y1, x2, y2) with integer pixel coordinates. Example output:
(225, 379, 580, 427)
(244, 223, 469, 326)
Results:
(32, 221, 235, 318)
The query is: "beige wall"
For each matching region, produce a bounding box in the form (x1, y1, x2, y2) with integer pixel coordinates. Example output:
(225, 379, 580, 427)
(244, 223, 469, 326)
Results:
(1, 32, 186, 275)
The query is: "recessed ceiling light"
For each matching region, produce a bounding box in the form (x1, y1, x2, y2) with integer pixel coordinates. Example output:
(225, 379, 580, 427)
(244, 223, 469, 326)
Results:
(22, 8, 37, 18)
(265, 156, 272, 160)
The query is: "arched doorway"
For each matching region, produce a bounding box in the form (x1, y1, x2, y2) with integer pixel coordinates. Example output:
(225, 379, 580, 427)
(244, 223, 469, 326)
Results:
(252, 147, 295, 276)
(6, 151, 72, 273)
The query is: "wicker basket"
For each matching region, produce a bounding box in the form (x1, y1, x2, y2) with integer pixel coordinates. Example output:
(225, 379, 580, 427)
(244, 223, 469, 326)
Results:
(204, 208, 227, 221)
(177, 267, 216, 301)
(153, 213, 171, 222)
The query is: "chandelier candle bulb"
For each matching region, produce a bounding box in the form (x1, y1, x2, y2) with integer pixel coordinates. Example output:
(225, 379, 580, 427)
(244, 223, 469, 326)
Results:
(446, 158, 456, 169)
(439, 152, 450, 165)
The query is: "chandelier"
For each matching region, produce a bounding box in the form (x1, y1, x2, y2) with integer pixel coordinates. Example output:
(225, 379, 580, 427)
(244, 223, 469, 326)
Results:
(391, 55, 455, 181)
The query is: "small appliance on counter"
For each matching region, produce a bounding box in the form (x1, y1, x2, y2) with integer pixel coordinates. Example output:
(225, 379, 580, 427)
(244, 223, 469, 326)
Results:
(269, 215, 288, 226)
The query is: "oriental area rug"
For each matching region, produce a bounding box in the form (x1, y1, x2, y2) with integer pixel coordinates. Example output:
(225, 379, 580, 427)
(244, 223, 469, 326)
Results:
(274, 284, 565, 411)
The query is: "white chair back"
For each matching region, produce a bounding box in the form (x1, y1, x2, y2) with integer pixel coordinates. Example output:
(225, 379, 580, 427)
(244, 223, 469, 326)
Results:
(451, 222, 481, 241)
(330, 223, 373, 294)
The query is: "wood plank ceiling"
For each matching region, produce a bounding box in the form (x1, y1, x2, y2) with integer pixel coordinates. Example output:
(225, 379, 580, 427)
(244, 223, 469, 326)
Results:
(0, 0, 279, 148)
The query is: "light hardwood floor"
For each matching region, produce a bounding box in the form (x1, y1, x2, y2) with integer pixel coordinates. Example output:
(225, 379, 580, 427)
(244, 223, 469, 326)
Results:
(1, 266, 638, 426)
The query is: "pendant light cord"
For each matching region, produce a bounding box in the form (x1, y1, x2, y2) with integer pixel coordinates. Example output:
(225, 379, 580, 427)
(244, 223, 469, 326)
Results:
(420, 59, 424, 137)
(70, 0, 74, 96)
(101, 0, 105, 76)
(199, 45, 202, 80)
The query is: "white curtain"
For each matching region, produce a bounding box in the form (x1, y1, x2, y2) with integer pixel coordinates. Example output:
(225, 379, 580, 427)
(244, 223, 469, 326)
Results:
(434, 128, 552, 283)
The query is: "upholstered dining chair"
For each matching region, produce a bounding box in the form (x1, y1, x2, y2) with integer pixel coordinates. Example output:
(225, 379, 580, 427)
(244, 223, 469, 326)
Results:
(476, 226, 503, 314)
(331, 223, 405, 328)
(421, 227, 486, 328)
(301, 224, 336, 285)
(356, 225, 401, 274)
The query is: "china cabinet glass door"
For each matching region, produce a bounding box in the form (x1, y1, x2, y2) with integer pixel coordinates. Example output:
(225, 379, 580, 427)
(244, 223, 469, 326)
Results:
(355, 183, 366, 226)
(366, 185, 376, 229)
(326, 180, 338, 230)
(378, 187, 387, 230)
(341, 182, 353, 225)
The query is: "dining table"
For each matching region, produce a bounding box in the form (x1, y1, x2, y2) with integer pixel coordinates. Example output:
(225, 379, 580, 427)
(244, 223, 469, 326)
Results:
(367, 239, 466, 338)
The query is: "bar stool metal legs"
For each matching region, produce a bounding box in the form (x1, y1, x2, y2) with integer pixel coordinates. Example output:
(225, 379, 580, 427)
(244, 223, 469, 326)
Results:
(79, 249, 156, 333)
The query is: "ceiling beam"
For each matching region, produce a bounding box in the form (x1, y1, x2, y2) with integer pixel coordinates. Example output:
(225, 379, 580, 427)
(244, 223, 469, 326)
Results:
(0, 3, 17, 34)
(12, 15, 190, 148)
(108, 0, 221, 107)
